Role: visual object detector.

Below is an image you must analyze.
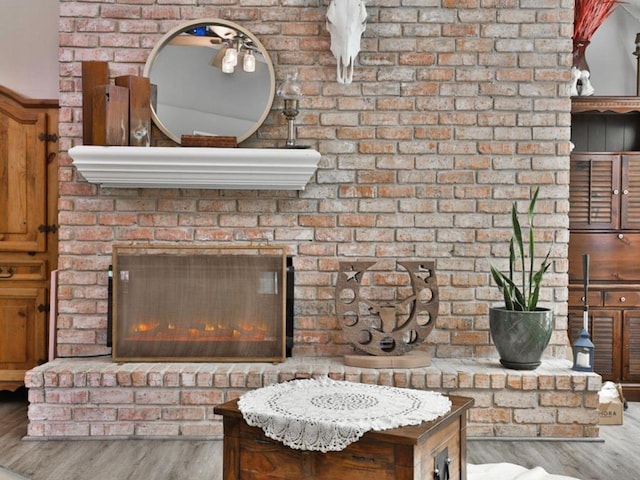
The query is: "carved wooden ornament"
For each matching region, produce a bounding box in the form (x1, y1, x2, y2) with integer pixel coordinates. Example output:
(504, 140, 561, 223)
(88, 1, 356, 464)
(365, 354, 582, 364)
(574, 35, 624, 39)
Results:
(335, 261, 439, 356)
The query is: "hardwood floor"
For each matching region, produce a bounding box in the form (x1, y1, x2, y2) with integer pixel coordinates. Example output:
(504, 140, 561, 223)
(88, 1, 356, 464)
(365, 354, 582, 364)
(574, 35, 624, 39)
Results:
(0, 387, 637, 479)
(0, 389, 222, 480)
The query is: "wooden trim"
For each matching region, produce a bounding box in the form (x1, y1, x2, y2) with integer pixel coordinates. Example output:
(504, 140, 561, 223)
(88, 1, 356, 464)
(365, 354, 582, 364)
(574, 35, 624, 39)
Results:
(572, 96, 640, 114)
(619, 383, 640, 402)
(0, 85, 58, 108)
(0, 370, 28, 381)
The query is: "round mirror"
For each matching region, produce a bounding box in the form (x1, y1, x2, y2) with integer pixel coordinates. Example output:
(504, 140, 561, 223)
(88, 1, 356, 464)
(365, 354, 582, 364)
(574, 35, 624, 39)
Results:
(143, 19, 275, 144)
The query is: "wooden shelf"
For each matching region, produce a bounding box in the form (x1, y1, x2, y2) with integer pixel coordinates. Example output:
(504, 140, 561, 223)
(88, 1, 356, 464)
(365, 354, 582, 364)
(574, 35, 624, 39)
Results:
(572, 96, 640, 114)
(69, 145, 321, 190)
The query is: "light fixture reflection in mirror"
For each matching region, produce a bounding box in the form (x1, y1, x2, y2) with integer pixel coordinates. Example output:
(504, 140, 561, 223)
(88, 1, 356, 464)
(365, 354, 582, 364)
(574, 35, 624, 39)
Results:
(244, 50, 256, 73)
(143, 19, 276, 144)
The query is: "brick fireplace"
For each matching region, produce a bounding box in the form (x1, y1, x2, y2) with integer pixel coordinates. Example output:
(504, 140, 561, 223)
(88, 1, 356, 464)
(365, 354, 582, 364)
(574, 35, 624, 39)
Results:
(25, 0, 602, 441)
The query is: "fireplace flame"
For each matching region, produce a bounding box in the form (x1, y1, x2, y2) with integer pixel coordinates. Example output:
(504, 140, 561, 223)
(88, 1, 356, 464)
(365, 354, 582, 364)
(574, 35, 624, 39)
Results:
(133, 322, 159, 333)
(127, 319, 269, 342)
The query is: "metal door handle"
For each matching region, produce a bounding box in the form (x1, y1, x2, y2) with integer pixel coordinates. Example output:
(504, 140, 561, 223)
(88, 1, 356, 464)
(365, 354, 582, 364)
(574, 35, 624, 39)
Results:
(0, 267, 14, 279)
(434, 461, 450, 480)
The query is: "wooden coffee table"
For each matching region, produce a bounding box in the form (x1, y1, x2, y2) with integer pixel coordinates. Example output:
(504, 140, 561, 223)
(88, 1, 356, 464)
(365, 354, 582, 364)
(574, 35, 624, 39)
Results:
(214, 394, 473, 480)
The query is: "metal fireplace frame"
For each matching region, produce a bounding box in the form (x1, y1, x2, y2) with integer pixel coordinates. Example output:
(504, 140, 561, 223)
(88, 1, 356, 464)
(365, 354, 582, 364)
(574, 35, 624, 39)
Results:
(110, 244, 291, 363)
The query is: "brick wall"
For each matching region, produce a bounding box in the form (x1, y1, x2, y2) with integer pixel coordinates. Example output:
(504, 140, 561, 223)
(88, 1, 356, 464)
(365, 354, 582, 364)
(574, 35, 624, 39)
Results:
(56, 0, 574, 360)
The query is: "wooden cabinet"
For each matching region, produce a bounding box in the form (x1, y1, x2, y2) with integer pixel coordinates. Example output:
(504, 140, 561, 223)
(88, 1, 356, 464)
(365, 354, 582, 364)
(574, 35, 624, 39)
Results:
(214, 396, 473, 480)
(568, 303, 622, 382)
(569, 153, 640, 230)
(570, 97, 640, 401)
(0, 99, 48, 252)
(568, 232, 640, 283)
(623, 310, 640, 382)
(0, 287, 47, 384)
(0, 86, 58, 391)
(569, 301, 640, 385)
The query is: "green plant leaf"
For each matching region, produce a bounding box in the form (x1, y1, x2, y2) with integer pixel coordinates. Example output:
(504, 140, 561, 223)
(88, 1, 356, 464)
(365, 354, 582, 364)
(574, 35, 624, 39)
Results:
(511, 202, 526, 304)
(527, 187, 540, 302)
(491, 265, 516, 310)
(490, 186, 551, 312)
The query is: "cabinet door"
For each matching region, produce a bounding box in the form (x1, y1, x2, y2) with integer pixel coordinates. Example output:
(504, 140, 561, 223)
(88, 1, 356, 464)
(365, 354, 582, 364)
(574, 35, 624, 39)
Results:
(621, 155, 640, 229)
(569, 154, 620, 230)
(623, 310, 640, 383)
(0, 287, 47, 383)
(0, 101, 47, 252)
(569, 233, 640, 282)
(569, 308, 622, 381)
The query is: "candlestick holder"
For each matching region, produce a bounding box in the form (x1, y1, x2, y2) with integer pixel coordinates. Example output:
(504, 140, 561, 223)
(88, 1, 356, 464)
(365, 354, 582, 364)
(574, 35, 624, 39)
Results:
(277, 70, 302, 148)
(282, 98, 299, 148)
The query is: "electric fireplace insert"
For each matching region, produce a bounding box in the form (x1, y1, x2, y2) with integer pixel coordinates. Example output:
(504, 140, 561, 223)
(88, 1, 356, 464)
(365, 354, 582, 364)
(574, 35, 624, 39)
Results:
(111, 245, 289, 362)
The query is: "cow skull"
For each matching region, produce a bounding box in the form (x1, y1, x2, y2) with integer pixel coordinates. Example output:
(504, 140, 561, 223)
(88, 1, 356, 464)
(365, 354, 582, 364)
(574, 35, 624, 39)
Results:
(326, 0, 367, 84)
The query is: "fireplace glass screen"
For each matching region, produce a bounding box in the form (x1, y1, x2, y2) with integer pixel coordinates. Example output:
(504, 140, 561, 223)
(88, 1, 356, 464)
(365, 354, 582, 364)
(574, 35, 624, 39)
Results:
(111, 245, 286, 362)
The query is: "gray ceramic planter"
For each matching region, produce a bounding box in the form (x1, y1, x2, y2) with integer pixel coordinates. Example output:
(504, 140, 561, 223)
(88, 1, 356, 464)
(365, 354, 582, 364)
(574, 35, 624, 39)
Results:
(489, 306, 554, 370)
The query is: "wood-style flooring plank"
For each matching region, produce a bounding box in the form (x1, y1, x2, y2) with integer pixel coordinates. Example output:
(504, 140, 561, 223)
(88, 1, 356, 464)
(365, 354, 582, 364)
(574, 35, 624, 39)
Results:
(1, 388, 639, 480)
(467, 402, 639, 479)
(17, 440, 222, 480)
(0, 389, 222, 480)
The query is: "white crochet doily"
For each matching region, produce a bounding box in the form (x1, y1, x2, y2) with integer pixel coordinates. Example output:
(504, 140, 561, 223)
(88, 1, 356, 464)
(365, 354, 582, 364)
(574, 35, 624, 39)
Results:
(237, 376, 452, 452)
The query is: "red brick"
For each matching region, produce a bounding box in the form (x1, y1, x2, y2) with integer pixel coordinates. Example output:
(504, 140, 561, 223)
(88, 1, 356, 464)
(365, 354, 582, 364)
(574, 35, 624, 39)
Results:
(181, 390, 225, 406)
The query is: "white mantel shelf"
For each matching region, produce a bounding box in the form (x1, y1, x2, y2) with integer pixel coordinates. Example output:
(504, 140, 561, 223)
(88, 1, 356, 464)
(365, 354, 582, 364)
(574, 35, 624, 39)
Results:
(69, 145, 321, 190)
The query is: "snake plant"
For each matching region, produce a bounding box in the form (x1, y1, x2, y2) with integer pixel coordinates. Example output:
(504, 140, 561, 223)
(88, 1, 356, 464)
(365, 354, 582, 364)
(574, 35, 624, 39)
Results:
(490, 187, 552, 311)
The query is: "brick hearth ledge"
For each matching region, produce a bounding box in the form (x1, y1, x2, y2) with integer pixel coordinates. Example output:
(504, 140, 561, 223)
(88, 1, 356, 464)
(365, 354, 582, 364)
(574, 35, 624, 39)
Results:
(24, 357, 601, 440)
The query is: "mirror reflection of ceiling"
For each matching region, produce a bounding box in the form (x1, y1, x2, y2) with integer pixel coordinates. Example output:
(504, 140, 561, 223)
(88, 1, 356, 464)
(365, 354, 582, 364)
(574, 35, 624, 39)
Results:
(143, 19, 275, 144)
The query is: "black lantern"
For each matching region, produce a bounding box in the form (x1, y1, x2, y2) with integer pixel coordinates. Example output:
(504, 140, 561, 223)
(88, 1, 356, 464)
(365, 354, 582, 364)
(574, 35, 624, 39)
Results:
(573, 254, 595, 372)
(573, 328, 595, 372)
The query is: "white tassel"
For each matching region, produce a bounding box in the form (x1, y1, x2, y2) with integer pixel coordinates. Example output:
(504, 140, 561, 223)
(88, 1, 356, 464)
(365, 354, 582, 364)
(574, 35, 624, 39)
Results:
(570, 67, 581, 97)
(579, 70, 595, 96)
(570, 67, 595, 97)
